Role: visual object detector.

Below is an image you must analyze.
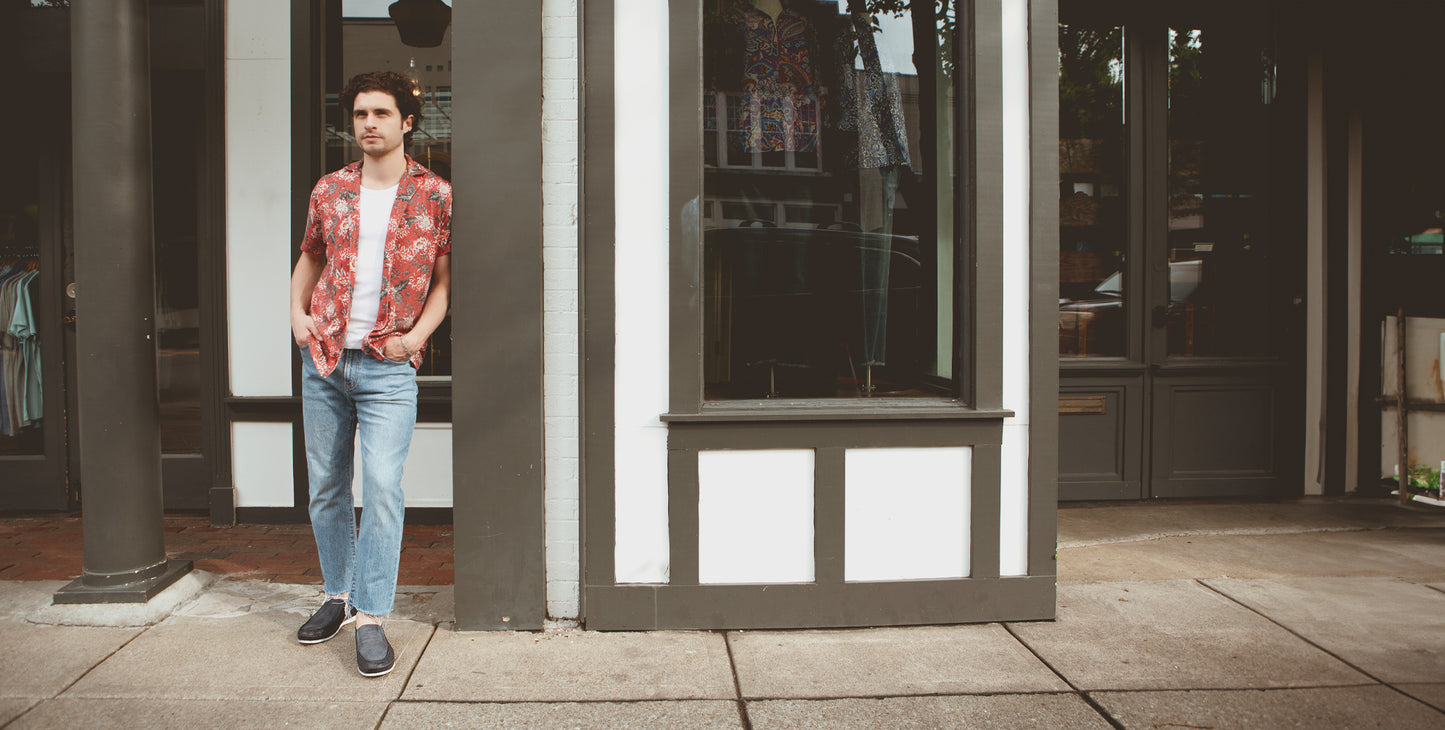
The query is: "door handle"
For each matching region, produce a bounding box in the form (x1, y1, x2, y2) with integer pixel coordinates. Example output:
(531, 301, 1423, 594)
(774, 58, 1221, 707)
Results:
(1152, 304, 1168, 328)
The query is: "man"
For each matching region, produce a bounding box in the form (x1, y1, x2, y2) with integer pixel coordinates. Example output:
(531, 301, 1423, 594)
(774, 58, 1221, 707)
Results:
(289, 70, 451, 677)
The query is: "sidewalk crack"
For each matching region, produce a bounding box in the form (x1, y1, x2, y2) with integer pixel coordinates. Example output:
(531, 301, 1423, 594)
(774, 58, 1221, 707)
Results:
(720, 631, 753, 730)
(1001, 622, 1124, 730)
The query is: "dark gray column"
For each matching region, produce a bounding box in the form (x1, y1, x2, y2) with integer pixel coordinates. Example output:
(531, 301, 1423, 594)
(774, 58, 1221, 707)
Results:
(451, 2, 546, 629)
(55, 0, 191, 604)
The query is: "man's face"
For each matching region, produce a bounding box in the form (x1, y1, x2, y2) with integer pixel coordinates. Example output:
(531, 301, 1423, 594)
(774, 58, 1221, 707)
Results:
(352, 90, 412, 158)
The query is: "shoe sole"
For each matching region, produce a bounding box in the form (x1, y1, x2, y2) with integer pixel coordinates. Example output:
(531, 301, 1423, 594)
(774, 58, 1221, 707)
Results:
(358, 660, 396, 678)
(297, 614, 356, 645)
(358, 649, 398, 678)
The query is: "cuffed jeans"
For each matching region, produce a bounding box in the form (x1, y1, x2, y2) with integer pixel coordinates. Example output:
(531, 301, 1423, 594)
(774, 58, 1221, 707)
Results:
(301, 347, 417, 617)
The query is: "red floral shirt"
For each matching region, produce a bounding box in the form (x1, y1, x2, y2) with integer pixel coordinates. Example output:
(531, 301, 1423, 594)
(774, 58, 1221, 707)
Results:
(300, 156, 451, 377)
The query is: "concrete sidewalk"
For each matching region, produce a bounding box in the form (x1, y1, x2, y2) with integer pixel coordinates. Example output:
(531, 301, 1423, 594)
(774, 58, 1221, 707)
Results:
(1, 498, 1442, 728)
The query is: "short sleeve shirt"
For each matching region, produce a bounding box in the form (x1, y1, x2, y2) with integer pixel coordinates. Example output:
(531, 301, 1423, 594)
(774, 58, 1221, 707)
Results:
(300, 156, 452, 377)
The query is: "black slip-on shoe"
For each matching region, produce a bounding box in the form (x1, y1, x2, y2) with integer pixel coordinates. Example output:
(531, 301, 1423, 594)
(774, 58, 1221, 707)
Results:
(297, 598, 356, 644)
(355, 623, 396, 677)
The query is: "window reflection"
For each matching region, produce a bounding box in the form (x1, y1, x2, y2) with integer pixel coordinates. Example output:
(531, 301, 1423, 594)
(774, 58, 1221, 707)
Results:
(1058, 23, 1126, 358)
(702, 0, 959, 400)
(1165, 25, 1273, 357)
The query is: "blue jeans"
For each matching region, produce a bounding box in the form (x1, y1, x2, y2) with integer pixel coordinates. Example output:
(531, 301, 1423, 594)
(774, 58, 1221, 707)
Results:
(300, 347, 417, 616)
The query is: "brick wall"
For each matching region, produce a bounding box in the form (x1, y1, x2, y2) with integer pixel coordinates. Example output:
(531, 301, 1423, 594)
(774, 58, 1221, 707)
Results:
(541, 0, 581, 620)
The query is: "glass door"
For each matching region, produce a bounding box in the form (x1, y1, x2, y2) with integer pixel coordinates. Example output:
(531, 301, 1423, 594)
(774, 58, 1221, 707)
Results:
(0, 2, 70, 510)
(1146, 9, 1295, 498)
(1058, 0, 1302, 500)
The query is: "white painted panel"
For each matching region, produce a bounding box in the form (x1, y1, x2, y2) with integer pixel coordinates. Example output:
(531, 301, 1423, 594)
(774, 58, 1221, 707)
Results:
(233, 423, 294, 508)
(998, 0, 1032, 577)
(698, 450, 814, 584)
(226, 57, 294, 397)
(350, 423, 454, 509)
(845, 448, 970, 582)
(1000, 422, 1029, 576)
(611, 0, 672, 584)
(614, 426, 671, 583)
(226, 0, 289, 60)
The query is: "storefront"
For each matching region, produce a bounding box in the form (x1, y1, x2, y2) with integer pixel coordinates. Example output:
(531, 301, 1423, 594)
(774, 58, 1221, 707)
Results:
(17, 0, 1437, 630)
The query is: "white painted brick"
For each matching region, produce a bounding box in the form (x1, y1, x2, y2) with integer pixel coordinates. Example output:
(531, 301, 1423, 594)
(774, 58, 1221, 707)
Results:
(543, 203, 577, 227)
(543, 289, 577, 313)
(544, 38, 579, 60)
(546, 495, 579, 519)
(547, 582, 579, 602)
(543, 190, 576, 212)
(543, 375, 578, 397)
(543, 120, 579, 141)
(543, 163, 578, 186)
(543, 98, 578, 122)
(544, 225, 579, 245)
(543, 245, 578, 270)
(542, 15, 578, 38)
(542, 78, 579, 101)
(542, 139, 579, 163)
(544, 335, 577, 357)
(542, 0, 577, 18)
(543, 58, 577, 80)
(545, 395, 579, 417)
(547, 562, 580, 583)
(544, 269, 579, 294)
(544, 356, 578, 380)
(544, 415, 578, 434)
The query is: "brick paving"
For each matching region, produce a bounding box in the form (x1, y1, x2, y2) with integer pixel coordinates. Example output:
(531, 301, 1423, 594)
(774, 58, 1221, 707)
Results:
(0, 514, 453, 585)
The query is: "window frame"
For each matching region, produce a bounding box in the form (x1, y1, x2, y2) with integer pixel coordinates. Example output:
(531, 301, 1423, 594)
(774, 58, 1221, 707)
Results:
(665, 0, 1005, 418)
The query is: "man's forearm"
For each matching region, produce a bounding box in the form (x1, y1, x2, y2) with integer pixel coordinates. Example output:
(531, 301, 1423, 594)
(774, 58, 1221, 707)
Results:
(407, 282, 450, 344)
(290, 252, 326, 315)
(403, 256, 451, 349)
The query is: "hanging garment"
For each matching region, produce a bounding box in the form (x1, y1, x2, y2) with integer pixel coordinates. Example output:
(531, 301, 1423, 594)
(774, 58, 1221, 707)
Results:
(711, 2, 821, 154)
(0, 264, 23, 435)
(834, 13, 911, 170)
(9, 269, 41, 426)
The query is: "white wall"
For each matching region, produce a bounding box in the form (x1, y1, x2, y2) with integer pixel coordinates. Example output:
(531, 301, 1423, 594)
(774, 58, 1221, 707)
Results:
(542, 0, 583, 620)
(999, 0, 1031, 576)
(226, 0, 294, 398)
(611, 0, 672, 585)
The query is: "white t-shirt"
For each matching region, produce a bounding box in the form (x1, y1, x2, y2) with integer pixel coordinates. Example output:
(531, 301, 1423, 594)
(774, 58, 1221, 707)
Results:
(343, 183, 399, 349)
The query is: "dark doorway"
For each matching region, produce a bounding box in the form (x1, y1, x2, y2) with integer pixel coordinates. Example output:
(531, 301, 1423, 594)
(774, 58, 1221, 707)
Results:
(1057, 0, 1305, 499)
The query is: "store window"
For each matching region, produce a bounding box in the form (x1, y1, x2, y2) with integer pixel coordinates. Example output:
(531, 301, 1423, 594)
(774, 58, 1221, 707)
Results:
(1057, 22, 1125, 358)
(702, 0, 961, 400)
(326, 0, 452, 379)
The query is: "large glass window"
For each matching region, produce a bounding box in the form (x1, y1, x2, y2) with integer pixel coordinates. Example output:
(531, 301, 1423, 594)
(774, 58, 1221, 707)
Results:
(327, 0, 453, 379)
(1165, 23, 1274, 357)
(702, 0, 960, 400)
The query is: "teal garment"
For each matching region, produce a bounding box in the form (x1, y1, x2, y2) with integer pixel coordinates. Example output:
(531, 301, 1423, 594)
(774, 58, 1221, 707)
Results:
(9, 269, 41, 424)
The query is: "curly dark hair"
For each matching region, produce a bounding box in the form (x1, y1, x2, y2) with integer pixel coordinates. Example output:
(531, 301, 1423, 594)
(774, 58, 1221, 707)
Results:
(340, 71, 424, 148)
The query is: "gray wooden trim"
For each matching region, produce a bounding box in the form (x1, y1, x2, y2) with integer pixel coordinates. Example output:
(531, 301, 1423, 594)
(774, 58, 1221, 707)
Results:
(813, 447, 845, 585)
(203, 0, 233, 525)
(666, 448, 700, 586)
(663, 403, 1013, 423)
(667, 419, 1003, 451)
(668, 0, 703, 414)
(969, 444, 1001, 579)
(579, 0, 617, 599)
(451, 1, 546, 630)
(585, 576, 1054, 630)
(1027, 0, 1060, 577)
(971, 0, 1004, 410)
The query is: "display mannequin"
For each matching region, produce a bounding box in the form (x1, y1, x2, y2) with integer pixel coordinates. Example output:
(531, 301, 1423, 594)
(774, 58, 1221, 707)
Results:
(751, 0, 782, 19)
